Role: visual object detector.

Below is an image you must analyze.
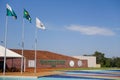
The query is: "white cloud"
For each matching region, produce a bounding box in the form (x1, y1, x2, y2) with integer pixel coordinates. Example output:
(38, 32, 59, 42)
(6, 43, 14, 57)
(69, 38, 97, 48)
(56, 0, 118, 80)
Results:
(66, 25, 115, 36)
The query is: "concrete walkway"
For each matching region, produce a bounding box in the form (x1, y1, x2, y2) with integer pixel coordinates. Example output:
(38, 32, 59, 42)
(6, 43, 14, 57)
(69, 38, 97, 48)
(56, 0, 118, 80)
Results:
(0, 71, 63, 77)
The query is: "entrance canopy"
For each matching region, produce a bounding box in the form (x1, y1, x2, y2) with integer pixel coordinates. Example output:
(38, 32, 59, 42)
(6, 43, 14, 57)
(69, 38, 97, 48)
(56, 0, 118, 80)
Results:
(0, 45, 22, 58)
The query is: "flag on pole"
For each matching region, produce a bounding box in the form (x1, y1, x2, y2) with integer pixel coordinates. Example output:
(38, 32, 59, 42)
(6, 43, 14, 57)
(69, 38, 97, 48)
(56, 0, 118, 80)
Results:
(36, 17, 45, 30)
(6, 4, 17, 19)
(23, 9, 31, 22)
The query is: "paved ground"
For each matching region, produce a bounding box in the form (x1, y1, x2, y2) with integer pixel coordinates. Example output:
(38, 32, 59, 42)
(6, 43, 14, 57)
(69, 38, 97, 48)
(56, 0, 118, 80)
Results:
(0, 71, 62, 77)
(0, 69, 120, 80)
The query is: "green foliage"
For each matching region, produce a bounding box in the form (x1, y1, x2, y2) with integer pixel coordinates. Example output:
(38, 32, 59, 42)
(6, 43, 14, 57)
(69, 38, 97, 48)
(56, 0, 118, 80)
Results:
(104, 58, 112, 67)
(93, 51, 105, 67)
(111, 57, 120, 67)
(92, 51, 120, 68)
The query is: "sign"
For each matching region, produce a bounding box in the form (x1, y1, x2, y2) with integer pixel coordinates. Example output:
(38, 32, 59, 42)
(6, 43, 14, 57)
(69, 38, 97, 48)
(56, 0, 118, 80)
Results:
(40, 60, 65, 67)
(28, 60, 35, 67)
(69, 60, 74, 67)
(78, 60, 82, 67)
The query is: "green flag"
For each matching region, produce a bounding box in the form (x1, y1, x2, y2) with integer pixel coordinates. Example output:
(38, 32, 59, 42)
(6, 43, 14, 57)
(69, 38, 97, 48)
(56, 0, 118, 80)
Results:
(6, 4, 17, 19)
(23, 9, 31, 22)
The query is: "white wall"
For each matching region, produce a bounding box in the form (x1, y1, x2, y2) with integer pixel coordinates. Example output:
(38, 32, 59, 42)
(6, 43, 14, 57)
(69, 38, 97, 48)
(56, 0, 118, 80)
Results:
(73, 56, 96, 68)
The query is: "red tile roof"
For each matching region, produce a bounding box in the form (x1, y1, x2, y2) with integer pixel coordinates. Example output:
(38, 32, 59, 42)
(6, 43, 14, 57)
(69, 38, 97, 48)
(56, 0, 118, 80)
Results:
(11, 49, 79, 60)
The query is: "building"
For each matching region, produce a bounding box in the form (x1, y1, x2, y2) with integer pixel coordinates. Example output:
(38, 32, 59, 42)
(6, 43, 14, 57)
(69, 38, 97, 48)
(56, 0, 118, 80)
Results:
(0, 45, 22, 72)
(0, 45, 88, 72)
(73, 56, 96, 68)
(12, 49, 88, 72)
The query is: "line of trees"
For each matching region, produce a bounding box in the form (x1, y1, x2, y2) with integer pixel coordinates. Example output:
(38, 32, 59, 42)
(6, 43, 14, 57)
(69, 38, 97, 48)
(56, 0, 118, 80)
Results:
(84, 51, 120, 67)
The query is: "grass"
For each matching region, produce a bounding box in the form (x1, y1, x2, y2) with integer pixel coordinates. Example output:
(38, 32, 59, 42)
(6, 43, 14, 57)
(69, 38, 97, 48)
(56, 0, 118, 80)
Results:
(54, 67, 120, 71)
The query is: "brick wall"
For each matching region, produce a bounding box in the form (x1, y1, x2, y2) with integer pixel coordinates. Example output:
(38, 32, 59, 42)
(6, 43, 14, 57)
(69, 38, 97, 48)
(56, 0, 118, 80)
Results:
(6, 58, 21, 69)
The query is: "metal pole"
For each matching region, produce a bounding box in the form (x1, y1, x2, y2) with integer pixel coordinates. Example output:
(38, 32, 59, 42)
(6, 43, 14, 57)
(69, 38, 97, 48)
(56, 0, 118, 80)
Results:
(24, 58, 26, 72)
(21, 18, 24, 74)
(3, 16, 8, 75)
(34, 27, 38, 74)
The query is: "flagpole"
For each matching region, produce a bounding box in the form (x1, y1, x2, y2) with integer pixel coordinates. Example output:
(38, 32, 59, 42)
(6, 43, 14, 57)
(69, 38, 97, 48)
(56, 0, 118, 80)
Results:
(21, 18, 24, 74)
(34, 27, 38, 74)
(3, 16, 8, 75)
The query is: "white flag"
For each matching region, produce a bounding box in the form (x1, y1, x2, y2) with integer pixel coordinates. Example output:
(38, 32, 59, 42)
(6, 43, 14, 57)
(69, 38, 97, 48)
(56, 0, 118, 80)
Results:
(36, 17, 45, 30)
(6, 4, 17, 19)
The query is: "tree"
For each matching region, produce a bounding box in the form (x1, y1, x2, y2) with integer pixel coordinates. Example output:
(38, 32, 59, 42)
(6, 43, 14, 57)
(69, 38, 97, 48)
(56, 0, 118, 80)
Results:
(85, 51, 120, 68)
(112, 57, 120, 67)
(92, 51, 106, 67)
(104, 58, 112, 67)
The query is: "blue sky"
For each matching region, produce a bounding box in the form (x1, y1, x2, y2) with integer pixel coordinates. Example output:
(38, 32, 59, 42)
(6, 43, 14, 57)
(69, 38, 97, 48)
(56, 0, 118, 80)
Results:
(0, 0, 120, 57)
